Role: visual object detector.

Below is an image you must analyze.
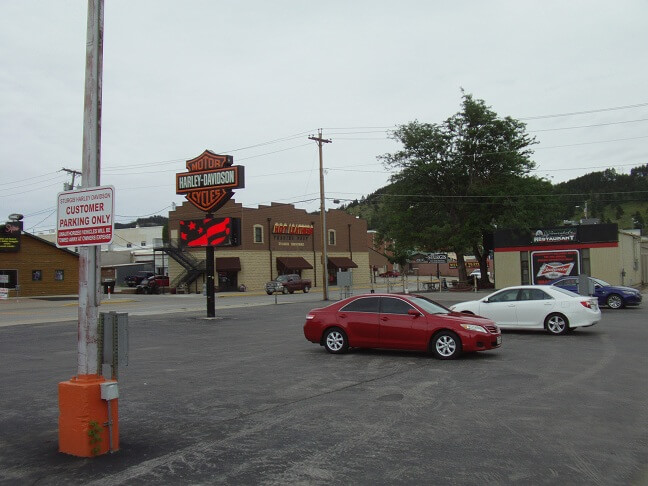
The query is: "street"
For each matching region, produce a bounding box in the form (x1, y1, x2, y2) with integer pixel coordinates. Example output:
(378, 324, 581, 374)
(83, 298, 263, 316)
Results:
(0, 291, 647, 485)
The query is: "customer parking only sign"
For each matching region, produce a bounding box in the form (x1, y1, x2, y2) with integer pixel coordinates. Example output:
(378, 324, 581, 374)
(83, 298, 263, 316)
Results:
(56, 186, 114, 247)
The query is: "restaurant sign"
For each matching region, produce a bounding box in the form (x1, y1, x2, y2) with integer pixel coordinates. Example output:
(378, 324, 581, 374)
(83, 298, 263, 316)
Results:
(532, 228, 577, 244)
(272, 223, 313, 235)
(176, 150, 245, 213)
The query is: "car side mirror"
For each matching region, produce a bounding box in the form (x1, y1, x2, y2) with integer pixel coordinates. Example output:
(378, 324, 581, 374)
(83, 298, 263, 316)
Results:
(483, 299, 490, 303)
(408, 309, 422, 317)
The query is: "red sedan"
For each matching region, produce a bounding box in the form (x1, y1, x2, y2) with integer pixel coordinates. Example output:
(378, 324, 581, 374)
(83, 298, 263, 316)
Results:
(304, 293, 501, 359)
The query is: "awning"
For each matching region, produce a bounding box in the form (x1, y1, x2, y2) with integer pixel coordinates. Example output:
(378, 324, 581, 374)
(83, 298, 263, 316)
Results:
(215, 257, 241, 272)
(328, 257, 358, 269)
(276, 257, 313, 270)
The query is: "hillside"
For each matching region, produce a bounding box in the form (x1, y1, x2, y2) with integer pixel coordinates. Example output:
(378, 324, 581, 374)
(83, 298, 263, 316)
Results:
(342, 165, 648, 232)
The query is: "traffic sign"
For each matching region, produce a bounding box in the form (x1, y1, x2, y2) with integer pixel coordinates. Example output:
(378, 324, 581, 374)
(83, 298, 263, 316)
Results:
(56, 185, 114, 247)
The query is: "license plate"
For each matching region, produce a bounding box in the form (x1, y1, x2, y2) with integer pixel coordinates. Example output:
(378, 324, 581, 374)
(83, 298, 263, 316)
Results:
(496, 336, 502, 345)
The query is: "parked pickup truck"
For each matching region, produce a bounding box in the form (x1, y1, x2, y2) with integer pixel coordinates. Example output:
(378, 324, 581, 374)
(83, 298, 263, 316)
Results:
(124, 271, 155, 287)
(135, 275, 170, 294)
(265, 274, 311, 295)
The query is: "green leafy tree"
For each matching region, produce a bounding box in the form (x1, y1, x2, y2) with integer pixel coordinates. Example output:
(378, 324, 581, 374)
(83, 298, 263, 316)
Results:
(377, 92, 561, 281)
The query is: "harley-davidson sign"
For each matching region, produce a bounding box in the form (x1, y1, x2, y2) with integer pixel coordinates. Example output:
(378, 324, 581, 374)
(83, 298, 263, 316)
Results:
(176, 150, 245, 213)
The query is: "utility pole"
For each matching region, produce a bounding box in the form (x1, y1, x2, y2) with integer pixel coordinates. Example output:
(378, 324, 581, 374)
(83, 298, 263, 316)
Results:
(59, 0, 110, 458)
(61, 168, 82, 191)
(78, 0, 103, 377)
(309, 129, 332, 300)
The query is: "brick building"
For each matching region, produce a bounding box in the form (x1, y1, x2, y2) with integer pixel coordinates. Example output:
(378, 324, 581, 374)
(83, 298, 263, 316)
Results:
(165, 199, 370, 292)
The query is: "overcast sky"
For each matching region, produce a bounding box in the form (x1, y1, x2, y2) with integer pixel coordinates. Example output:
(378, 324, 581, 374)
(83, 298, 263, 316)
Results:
(1, 1, 647, 232)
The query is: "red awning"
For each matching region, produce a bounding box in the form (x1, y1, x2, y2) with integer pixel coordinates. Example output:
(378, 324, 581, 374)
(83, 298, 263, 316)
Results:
(215, 257, 241, 272)
(328, 257, 358, 269)
(276, 257, 313, 270)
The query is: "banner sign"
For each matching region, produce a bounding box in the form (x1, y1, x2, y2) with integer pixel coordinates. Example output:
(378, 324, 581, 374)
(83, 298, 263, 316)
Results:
(56, 185, 115, 247)
(179, 217, 240, 247)
(0, 221, 22, 252)
(531, 250, 580, 284)
(176, 150, 245, 213)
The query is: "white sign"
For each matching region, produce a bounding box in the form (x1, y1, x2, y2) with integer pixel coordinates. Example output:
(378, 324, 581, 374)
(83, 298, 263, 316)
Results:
(56, 185, 115, 247)
(0, 288, 8, 299)
(0, 275, 8, 284)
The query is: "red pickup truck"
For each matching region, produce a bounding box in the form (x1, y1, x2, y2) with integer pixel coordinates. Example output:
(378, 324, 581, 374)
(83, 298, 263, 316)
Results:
(135, 275, 170, 294)
(265, 274, 311, 295)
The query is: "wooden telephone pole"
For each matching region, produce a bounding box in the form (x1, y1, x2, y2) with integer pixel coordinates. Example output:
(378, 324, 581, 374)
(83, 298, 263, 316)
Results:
(309, 130, 331, 300)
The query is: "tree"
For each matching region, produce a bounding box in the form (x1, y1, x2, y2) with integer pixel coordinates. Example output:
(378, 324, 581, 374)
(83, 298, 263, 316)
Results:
(632, 211, 644, 230)
(377, 92, 561, 282)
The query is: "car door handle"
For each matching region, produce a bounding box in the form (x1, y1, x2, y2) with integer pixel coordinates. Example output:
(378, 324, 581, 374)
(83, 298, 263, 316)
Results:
(339, 313, 347, 319)
(380, 316, 389, 321)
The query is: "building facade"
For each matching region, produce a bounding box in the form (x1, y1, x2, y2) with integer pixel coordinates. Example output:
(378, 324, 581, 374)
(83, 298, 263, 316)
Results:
(166, 200, 370, 292)
(0, 232, 79, 297)
(493, 223, 643, 289)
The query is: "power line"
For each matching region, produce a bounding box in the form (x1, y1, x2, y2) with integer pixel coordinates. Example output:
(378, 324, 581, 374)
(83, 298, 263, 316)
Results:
(518, 102, 648, 120)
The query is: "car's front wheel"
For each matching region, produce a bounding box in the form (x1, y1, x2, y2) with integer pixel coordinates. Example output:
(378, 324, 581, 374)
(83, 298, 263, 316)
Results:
(266, 290, 273, 295)
(281, 287, 288, 294)
(606, 294, 624, 309)
(545, 313, 569, 335)
(303, 286, 310, 293)
(431, 331, 462, 360)
(323, 327, 349, 354)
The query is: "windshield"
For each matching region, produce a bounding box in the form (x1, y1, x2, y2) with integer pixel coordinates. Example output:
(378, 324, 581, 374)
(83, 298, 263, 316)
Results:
(276, 276, 289, 282)
(409, 295, 451, 315)
(592, 277, 610, 286)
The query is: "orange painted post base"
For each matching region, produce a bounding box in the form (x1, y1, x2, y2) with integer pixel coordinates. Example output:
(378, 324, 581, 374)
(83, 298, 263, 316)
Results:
(58, 374, 119, 457)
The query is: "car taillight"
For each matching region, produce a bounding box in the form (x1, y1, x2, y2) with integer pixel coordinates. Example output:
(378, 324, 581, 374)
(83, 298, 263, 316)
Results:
(580, 301, 592, 309)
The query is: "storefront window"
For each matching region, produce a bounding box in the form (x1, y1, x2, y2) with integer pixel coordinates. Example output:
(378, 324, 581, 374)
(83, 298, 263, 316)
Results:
(54, 270, 64, 281)
(253, 225, 263, 244)
(520, 251, 530, 285)
(32, 270, 42, 281)
(0, 270, 17, 289)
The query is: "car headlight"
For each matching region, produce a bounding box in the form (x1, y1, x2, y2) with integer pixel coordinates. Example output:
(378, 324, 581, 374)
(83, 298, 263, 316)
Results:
(460, 323, 488, 334)
(622, 290, 638, 296)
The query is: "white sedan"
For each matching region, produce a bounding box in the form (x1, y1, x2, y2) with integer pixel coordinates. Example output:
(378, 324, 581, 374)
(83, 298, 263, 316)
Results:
(450, 285, 601, 335)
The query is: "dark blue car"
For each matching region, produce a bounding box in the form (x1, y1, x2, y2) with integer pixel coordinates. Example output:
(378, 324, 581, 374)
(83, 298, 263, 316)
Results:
(549, 276, 642, 309)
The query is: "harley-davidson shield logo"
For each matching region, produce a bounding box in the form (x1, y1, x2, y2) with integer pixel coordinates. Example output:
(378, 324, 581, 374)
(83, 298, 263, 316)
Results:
(176, 150, 245, 213)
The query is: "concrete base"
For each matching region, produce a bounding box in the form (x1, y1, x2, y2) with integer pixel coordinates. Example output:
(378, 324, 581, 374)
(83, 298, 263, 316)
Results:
(58, 374, 119, 457)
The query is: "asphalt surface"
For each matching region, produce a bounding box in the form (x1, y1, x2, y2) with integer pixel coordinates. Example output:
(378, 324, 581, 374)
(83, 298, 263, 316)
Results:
(0, 288, 647, 485)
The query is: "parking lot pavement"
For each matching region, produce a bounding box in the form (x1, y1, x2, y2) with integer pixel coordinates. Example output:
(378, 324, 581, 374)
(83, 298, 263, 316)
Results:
(1, 298, 647, 484)
(0, 286, 492, 327)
